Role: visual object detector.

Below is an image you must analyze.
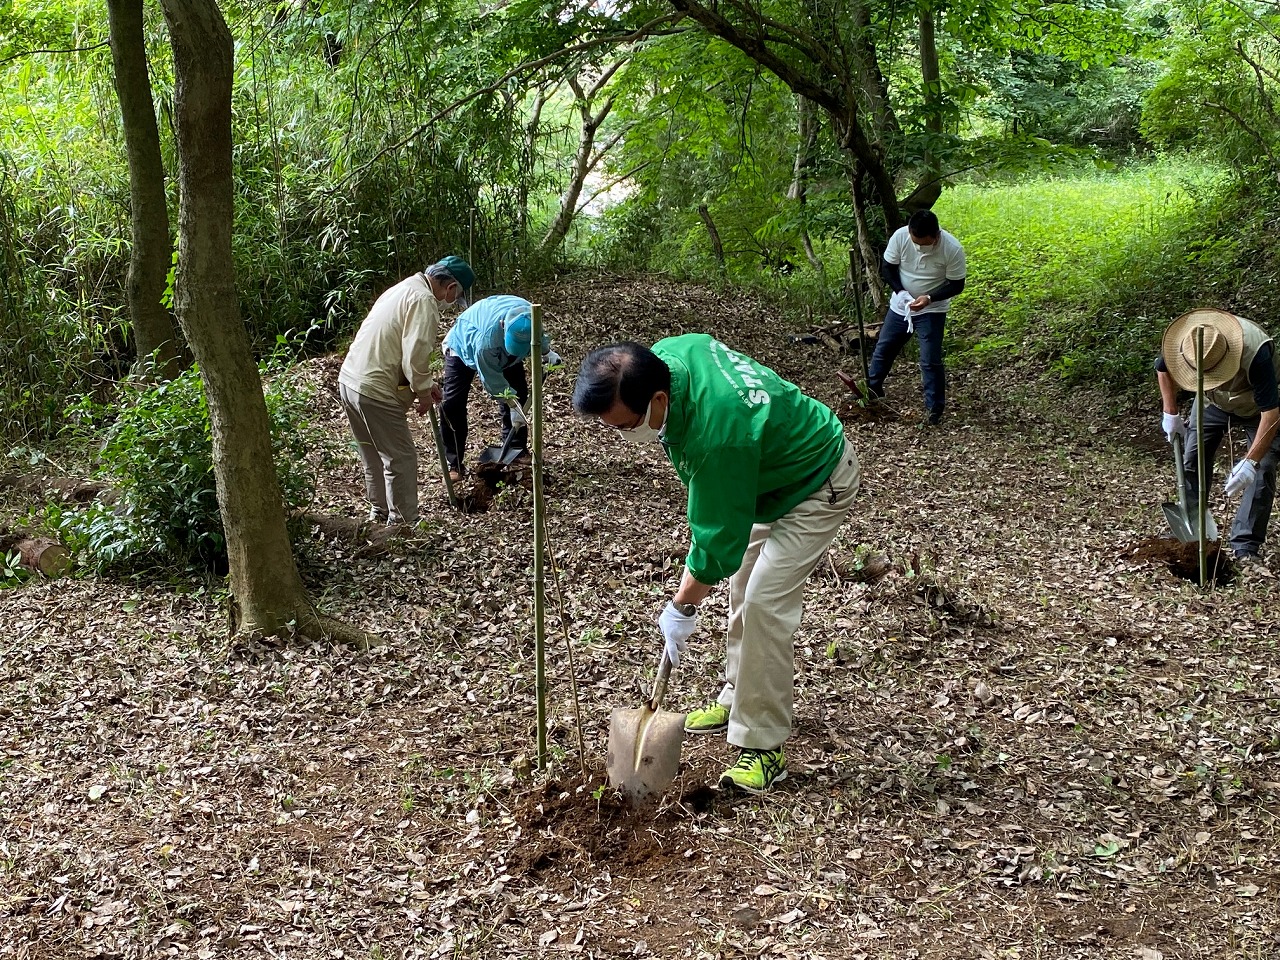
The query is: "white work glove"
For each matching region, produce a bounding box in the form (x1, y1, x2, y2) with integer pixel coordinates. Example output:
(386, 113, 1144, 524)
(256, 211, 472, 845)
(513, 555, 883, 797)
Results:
(890, 290, 913, 316)
(1225, 459, 1258, 498)
(1162, 412, 1187, 444)
(543, 349, 562, 373)
(657, 601, 698, 668)
(508, 405, 528, 428)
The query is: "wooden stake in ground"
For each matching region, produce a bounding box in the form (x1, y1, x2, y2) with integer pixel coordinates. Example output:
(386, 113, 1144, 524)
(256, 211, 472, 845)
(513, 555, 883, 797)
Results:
(1196, 326, 1208, 588)
(531, 303, 549, 770)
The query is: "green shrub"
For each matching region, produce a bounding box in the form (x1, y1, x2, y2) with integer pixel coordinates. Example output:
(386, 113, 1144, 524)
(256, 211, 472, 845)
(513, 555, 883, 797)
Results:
(50, 362, 319, 572)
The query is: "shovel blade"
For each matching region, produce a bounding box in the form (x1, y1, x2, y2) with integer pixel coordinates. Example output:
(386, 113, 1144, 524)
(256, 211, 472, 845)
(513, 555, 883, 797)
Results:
(1161, 501, 1197, 543)
(1161, 501, 1220, 543)
(479, 444, 523, 466)
(606, 705, 684, 804)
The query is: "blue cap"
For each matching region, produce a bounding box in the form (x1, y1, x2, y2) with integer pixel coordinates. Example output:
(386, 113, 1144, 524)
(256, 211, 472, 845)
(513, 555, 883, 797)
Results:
(503, 311, 533, 357)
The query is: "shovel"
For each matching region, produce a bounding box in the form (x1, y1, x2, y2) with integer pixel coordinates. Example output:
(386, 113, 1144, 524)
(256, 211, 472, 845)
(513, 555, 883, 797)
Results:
(606, 652, 685, 805)
(1162, 433, 1219, 543)
(478, 427, 524, 467)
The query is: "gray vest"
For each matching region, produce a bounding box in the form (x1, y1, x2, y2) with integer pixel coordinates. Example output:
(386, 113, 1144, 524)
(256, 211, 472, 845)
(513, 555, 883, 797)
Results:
(1207, 317, 1279, 417)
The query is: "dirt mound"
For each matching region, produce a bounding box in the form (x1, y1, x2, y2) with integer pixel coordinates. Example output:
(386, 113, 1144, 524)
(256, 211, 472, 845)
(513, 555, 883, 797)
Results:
(1124, 535, 1237, 586)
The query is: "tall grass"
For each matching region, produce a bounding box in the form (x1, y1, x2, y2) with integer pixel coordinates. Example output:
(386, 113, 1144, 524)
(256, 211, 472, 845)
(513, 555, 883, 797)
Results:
(935, 159, 1234, 387)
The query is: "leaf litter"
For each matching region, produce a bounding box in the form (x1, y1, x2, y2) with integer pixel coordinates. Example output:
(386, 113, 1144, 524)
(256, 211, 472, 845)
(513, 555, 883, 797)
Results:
(2, 275, 1280, 958)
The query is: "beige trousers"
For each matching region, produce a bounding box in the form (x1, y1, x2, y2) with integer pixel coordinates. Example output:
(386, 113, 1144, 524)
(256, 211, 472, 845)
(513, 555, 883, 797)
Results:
(718, 437, 860, 750)
(340, 383, 418, 523)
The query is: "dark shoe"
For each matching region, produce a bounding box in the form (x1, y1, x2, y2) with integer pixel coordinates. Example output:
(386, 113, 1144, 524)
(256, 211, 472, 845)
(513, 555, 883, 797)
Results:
(926, 410, 944, 426)
(447, 468, 465, 484)
(1234, 551, 1260, 563)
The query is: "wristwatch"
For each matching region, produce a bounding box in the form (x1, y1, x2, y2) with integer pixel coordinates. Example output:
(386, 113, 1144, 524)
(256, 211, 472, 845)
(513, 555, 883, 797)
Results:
(672, 601, 697, 617)
(1247, 458, 1260, 469)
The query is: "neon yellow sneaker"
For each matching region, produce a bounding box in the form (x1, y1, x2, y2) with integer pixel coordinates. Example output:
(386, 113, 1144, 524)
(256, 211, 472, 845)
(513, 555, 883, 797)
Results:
(719, 748, 787, 794)
(684, 701, 729, 734)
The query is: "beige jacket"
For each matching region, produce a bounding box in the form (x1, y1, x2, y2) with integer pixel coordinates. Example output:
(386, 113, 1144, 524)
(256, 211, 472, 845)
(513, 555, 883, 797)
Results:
(1208, 317, 1279, 417)
(339, 274, 441, 407)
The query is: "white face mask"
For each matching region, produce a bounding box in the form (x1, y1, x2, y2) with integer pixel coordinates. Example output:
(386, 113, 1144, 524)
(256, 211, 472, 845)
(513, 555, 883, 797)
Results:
(616, 397, 665, 443)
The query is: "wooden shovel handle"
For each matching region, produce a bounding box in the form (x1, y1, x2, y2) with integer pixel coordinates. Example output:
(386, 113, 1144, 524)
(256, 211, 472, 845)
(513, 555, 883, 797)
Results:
(649, 651, 673, 712)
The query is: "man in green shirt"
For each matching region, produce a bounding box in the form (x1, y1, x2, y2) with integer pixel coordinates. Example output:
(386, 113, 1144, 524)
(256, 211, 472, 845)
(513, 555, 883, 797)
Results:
(573, 336, 861, 793)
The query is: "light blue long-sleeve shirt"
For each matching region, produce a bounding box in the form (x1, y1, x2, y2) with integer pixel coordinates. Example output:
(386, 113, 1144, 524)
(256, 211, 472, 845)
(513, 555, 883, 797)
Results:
(443, 295, 550, 398)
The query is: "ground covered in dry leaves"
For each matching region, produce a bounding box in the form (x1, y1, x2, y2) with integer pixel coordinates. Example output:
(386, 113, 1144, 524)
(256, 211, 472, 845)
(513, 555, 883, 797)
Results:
(4, 277, 1280, 960)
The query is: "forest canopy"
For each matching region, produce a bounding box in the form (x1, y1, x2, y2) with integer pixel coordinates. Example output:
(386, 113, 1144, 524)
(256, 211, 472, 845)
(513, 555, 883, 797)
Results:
(2, 0, 1280, 444)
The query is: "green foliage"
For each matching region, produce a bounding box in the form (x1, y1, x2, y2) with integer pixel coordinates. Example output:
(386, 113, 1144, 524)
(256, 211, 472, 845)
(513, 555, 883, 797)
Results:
(1141, 0, 1280, 185)
(0, 549, 32, 590)
(936, 158, 1237, 389)
(49, 362, 319, 572)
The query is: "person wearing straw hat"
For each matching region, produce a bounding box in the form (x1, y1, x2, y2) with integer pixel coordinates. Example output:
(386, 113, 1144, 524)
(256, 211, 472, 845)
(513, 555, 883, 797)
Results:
(439, 295, 561, 482)
(1157, 308, 1280, 562)
(339, 255, 475, 524)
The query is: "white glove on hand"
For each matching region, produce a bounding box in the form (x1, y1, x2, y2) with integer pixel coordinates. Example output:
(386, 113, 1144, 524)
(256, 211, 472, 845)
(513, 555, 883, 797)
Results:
(1162, 412, 1187, 444)
(1225, 459, 1258, 497)
(657, 601, 698, 668)
(543, 349, 562, 372)
(890, 290, 914, 316)
(508, 405, 528, 428)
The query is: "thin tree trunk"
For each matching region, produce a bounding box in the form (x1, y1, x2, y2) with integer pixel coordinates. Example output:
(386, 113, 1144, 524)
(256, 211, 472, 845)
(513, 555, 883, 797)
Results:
(905, 5, 944, 214)
(697, 204, 725, 268)
(537, 71, 620, 258)
(787, 95, 823, 272)
(850, 167, 884, 315)
(158, 0, 372, 646)
(107, 0, 183, 376)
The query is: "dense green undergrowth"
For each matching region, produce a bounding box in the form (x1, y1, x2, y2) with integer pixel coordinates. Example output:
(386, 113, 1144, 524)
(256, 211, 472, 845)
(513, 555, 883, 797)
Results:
(45, 362, 325, 574)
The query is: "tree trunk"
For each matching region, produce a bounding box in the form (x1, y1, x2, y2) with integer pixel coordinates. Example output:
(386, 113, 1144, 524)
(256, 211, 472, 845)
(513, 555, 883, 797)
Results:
(107, 0, 184, 377)
(850, 167, 885, 315)
(537, 71, 621, 259)
(787, 95, 823, 272)
(158, 0, 373, 646)
(18, 539, 71, 577)
(904, 5, 944, 214)
(697, 204, 725, 268)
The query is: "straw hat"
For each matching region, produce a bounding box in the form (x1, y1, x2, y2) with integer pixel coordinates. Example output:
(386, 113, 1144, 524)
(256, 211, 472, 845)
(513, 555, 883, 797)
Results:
(1161, 308, 1244, 391)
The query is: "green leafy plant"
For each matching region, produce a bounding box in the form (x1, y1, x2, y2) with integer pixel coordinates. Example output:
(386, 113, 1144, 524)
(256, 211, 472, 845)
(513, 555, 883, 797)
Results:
(50, 362, 319, 572)
(0, 549, 31, 589)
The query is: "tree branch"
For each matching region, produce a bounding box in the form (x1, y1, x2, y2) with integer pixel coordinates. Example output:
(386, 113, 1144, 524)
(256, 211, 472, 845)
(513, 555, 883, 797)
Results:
(0, 40, 109, 67)
(333, 14, 683, 189)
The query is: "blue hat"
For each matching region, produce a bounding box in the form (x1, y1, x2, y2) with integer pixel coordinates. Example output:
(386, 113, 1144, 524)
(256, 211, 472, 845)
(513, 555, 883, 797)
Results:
(433, 255, 475, 308)
(503, 310, 533, 357)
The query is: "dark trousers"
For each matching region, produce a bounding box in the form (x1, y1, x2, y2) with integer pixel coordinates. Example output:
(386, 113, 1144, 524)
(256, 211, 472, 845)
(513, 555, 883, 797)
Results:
(866, 310, 946, 416)
(439, 352, 529, 471)
(1183, 400, 1280, 557)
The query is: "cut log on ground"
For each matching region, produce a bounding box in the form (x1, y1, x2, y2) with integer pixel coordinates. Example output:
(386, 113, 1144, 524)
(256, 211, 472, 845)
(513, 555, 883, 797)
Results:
(17, 538, 72, 577)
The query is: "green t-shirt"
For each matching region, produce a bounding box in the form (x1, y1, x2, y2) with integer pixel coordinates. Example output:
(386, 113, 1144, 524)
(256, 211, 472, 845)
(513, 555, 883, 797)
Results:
(653, 334, 845, 584)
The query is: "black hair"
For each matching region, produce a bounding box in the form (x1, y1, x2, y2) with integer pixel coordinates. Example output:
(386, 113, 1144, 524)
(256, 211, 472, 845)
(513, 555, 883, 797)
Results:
(907, 209, 940, 239)
(572, 341, 672, 417)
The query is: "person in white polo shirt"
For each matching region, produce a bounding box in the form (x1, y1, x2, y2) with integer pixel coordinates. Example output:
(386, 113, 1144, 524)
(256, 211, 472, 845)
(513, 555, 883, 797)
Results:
(865, 210, 966, 425)
(338, 255, 474, 524)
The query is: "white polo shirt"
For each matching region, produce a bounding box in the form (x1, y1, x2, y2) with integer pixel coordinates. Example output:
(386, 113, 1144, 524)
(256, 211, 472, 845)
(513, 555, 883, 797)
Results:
(884, 226, 967, 314)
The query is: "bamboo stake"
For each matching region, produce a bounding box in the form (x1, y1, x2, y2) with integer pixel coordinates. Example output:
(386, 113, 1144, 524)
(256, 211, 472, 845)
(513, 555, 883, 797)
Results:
(531, 303, 548, 770)
(1196, 326, 1208, 587)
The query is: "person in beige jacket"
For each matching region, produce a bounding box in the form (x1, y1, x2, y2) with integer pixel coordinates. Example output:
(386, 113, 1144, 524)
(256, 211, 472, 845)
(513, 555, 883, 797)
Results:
(338, 256, 474, 524)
